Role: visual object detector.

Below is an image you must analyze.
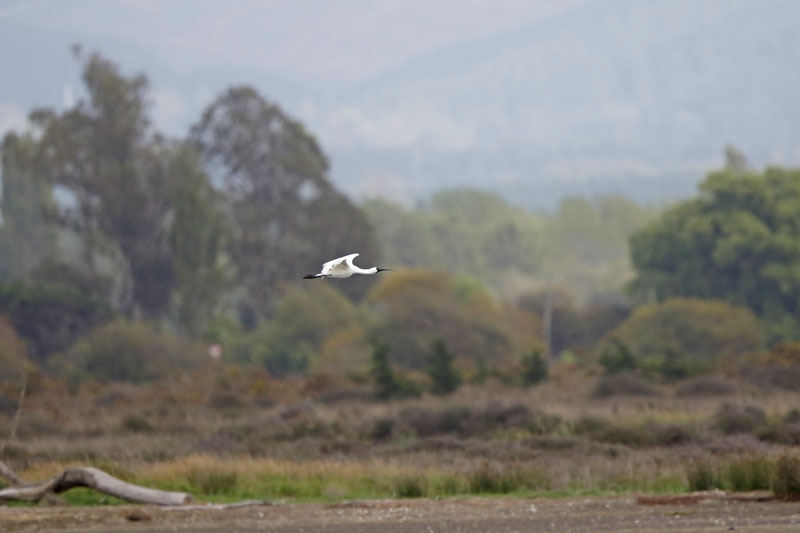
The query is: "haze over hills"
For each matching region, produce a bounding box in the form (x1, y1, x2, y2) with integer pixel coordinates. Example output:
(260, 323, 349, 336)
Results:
(1, 0, 799, 209)
(308, 0, 800, 207)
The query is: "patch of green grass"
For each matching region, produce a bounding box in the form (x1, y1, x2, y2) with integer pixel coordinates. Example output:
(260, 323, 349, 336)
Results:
(687, 460, 724, 491)
(60, 488, 128, 506)
(725, 457, 771, 491)
(772, 454, 800, 500)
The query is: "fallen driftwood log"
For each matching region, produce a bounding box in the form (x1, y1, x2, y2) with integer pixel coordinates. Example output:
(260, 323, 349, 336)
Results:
(0, 466, 192, 505)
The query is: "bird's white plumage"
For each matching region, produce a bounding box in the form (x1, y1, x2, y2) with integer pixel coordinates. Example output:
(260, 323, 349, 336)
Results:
(305, 253, 391, 279)
(320, 253, 360, 277)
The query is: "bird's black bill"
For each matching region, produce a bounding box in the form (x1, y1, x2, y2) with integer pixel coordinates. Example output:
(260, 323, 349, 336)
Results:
(303, 274, 322, 279)
(377, 268, 395, 273)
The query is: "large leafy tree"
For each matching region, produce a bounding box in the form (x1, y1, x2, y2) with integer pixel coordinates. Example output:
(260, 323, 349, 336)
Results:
(605, 298, 762, 370)
(30, 51, 174, 318)
(166, 147, 230, 336)
(0, 133, 55, 280)
(190, 86, 379, 323)
(629, 164, 800, 341)
(365, 189, 544, 294)
(366, 270, 529, 369)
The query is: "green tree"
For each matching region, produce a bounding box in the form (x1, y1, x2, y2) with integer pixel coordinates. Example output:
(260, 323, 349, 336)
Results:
(364, 189, 544, 296)
(57, 320, 206, 383)
(629, 162, 800, 341)
(520, 347, 548, 386)
(427, 339, 461, 396)
(597, 338, 637, 375)
(190, 86, 379, 324)
(367, 270, 518, 369)
(541, 195, 654, 300)
(233, 284, 361, 376)
(167, 146, 230, 336)
(0, 133, 55, 280)
(0, 316, 34, 382)
(605, 298, 762, 372)
(370, 340, 401, 400)
(31, 51, 174, 318)
(0, 282, 112, 363)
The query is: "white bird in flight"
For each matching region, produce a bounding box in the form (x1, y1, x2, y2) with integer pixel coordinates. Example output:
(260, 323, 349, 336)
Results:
(304, 253, 394, 279)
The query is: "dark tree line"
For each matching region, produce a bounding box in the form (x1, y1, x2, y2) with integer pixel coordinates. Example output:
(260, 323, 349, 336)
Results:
(629, 152, 800, 342)
(0, 50, 378, 352)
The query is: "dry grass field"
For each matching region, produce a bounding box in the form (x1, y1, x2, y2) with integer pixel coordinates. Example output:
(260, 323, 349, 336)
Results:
(2, 367, 799, 505)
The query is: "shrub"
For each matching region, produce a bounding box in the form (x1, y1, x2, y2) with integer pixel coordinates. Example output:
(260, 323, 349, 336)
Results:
(427, 339, 461, 396)
(119, 414, 154, 433)
(591, 372, 659, 398)
(593, 424, 652, 447)
(467, 462, 517, 494)
(772, 454, 800, 500)
(371, 340, 400, 400)
(520, 347, 548, 386)
(207, 391, 247, 410)
(675, 376, 738, 397)
(407, 406, 469, 437)
(725, 457, 770, 491)
(369, 341, 420, 401)
(394, 474, 427, 498)
(58, 320, 206, 383)
(0, 282, 112, 362)
(598, 338, 637, 375)
(758, 419, 800, 445)
(712, 404, 767, 435)
(746, 365, 800, 391)
(462, 403, 562, 436)
(572, 415, 614, 436)
(0, 316, 33, 382)
(606, 298, 762, 373)
(366, 270, 516, 370)
(649, 423, 696, 446)
(687, 460, 724, 491)
(368, 418, 394, 442)
(232, 284, 363, 377)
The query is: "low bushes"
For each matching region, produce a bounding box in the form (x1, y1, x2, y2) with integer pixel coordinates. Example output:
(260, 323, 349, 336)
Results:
(773, 455, 800, 500)
(711, 404, 767, 435)
(54, 320, 207, 384)
(395, 403, 563, 438)
(591, 372, 660, 397)
(687, 454, 800, 497)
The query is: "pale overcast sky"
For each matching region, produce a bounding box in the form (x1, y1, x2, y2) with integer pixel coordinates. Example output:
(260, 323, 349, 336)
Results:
(2, 0, 798, 206)
(0, 0, 580, 131)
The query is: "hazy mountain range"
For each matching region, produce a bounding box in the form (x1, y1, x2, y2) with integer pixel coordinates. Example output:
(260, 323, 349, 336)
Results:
(1, 0, 799, 208)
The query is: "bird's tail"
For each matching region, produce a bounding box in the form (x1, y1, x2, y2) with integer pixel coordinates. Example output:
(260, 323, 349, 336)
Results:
(303, 274, 323, 279)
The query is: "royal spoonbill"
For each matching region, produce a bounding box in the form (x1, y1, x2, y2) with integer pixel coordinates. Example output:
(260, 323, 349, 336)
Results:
(303, 253, 394, 279)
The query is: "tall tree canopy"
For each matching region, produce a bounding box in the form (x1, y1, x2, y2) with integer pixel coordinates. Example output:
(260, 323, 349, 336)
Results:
(0, 133, 55, 280)
(629, 164, 800, 341)
(30, 51, 174, 318)
(189, 86, 379, 322)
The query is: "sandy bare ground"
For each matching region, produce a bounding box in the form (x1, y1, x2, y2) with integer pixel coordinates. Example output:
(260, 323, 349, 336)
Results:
(1, 493, 798, 533)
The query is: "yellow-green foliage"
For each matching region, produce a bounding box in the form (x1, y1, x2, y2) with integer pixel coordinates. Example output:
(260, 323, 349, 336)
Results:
(59, 320, 206, 383)
(366, 270, 523, 369)
(607, 298, 762, 368)
(234, 284, 368, 376)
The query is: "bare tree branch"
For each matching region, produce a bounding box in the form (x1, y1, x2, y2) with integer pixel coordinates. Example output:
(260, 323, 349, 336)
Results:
(0, 467, 192, 505)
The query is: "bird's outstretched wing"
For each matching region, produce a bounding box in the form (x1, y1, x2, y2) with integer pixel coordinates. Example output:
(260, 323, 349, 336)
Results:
(321, 253, 359, 276)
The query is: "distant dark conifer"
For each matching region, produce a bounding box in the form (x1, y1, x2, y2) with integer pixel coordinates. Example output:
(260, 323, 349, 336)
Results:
(427, 339, 461, 396)
(370, 340, 400, 400)
(521, 347, 548, 387)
